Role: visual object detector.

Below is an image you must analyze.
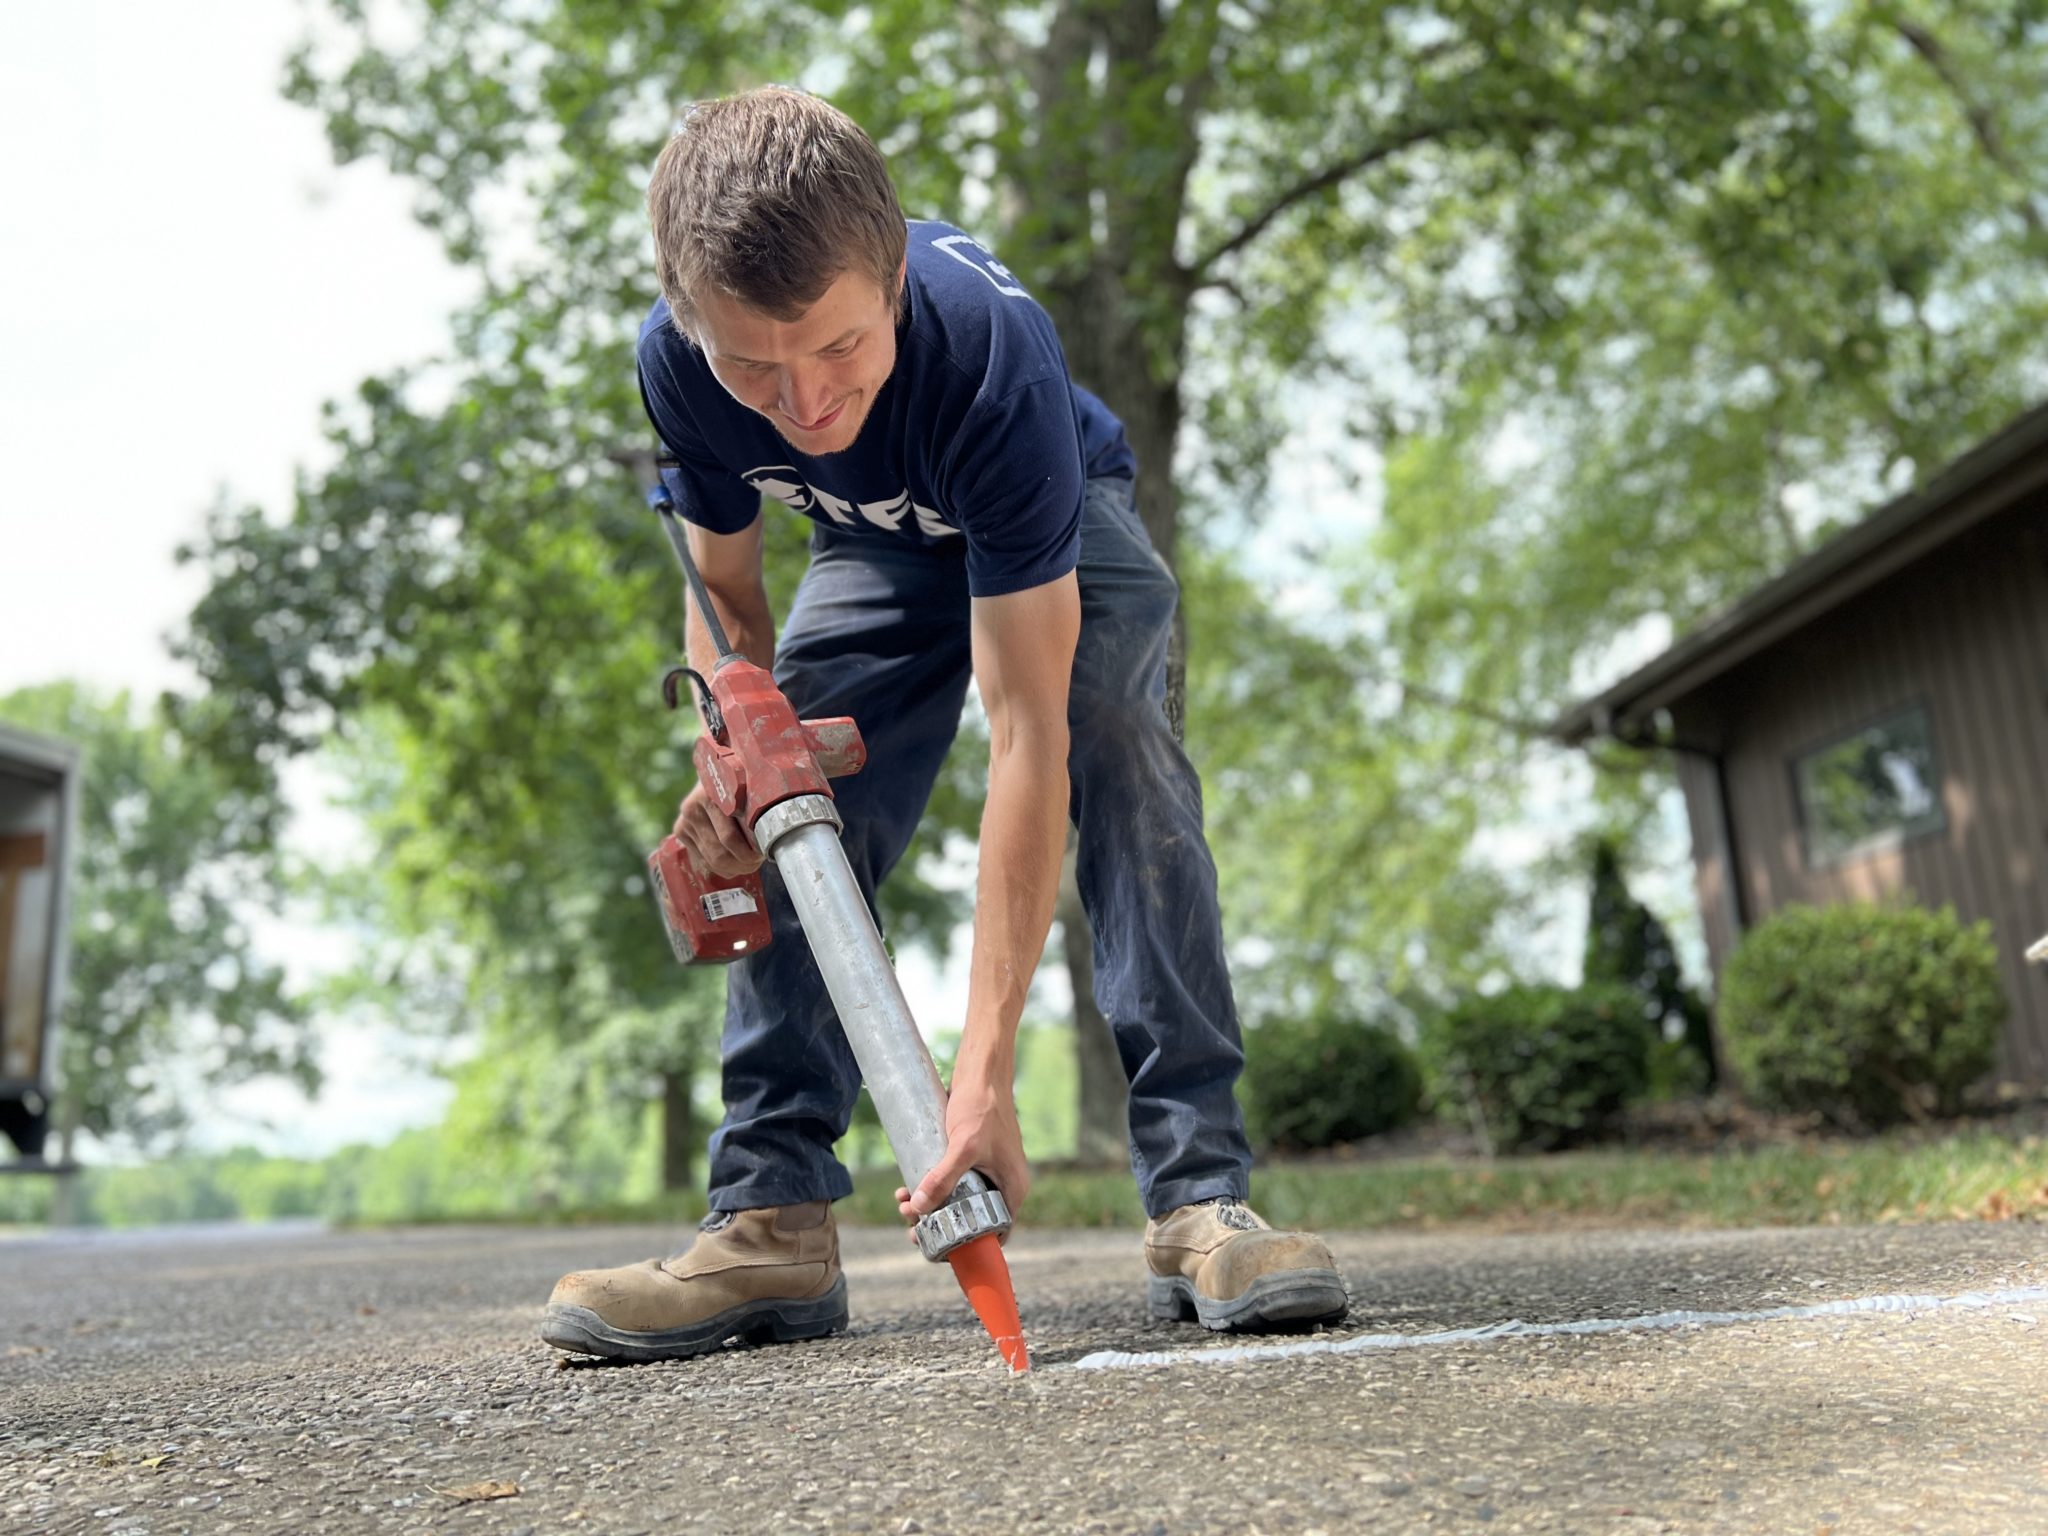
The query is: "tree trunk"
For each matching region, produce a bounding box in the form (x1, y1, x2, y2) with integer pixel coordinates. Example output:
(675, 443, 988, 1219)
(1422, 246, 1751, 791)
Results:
(660, 1067, 698, 1194)
(1014, 0, 1203, 1178)
(1057, 835, 1129, 1166)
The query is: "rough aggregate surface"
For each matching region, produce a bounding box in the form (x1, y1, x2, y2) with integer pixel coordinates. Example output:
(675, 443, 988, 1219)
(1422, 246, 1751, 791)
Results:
(2, 1218, 2046, 1533)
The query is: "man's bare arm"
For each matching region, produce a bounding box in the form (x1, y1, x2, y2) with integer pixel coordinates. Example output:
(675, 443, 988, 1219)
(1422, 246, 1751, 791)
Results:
(684, 510, 774, 673)
(900, 570, 1082, 1222)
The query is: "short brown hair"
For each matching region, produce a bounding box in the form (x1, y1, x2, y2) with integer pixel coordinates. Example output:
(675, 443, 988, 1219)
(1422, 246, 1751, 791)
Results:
(647, 87, 907, 334)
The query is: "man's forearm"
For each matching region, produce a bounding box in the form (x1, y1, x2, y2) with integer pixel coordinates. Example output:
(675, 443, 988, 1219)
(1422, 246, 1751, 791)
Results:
(956, 732, 1071, 1090)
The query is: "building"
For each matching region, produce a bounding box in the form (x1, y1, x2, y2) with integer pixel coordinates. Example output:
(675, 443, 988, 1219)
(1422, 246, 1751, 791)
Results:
(1556, 404, 2048, 1082)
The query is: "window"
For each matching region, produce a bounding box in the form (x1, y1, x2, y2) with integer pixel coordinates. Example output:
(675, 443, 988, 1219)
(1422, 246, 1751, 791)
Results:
(1792, 704, 1945, 869)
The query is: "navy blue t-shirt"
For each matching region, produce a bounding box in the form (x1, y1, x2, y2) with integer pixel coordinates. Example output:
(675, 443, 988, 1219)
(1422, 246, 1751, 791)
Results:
(636, 219, 1135, 599)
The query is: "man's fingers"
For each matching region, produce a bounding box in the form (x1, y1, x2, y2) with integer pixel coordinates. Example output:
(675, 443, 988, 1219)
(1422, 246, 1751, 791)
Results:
(709, 805, 752, 858)
(909, 1147, 973, 1219)
(675, 796, 764, 879)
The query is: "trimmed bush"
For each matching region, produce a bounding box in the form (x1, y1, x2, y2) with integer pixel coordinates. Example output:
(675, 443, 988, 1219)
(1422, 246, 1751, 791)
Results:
(1426, 984, 1648, 1152)
(1718, 902, 2004, 1128)
(1241, 1013, 1422, 1151)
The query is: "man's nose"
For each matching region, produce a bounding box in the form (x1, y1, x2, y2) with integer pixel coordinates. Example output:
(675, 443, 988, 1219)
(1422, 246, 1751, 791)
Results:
(779, 367, 831, 425)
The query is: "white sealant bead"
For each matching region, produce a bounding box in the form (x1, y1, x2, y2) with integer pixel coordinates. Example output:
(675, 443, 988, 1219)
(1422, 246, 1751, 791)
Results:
(1068, 1283, 2048, 1372)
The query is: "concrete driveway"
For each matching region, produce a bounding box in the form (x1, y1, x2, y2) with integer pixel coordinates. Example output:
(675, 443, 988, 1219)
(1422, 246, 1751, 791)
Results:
(3, 1219, 2046, 1533)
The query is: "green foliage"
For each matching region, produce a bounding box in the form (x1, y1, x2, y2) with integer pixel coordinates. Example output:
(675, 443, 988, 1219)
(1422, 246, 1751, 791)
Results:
(1584, 838, 1716, 1090)
(1182, 547, 1514, 1013)
(1718, 902, 2004, 1129)
(1240, 1012, 1421, 1151)
(1425, 983, 1648, 1152)
(0, 683, 315, 1155)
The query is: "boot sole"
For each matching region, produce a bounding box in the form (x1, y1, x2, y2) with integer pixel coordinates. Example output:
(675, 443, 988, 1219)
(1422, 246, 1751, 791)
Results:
(540, 1274, 849, 1362)
(1148, 1269, 1349, 1332)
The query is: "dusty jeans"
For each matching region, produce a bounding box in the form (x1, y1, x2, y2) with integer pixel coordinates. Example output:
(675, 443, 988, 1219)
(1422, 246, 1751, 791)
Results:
(705, 476, 1253, 1219)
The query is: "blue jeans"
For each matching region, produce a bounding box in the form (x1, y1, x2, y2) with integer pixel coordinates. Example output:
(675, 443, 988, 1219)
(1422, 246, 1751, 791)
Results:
(706, 476, 1253, 1219)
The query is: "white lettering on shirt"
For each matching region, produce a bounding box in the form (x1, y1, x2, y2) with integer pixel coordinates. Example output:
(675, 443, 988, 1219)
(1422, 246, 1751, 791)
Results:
(809, 485, 858, 526)
(857, 491, 911, 531)
(742, 466, 961, 539)
(932, 235, 1031, 299)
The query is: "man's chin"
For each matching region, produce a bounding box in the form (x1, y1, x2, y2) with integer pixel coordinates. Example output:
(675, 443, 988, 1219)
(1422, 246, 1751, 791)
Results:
(775, 400, 867, 457)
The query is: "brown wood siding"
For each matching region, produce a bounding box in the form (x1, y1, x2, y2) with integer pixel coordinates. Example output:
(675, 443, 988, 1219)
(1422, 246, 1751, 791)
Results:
(1676, 751, 1738, 977)
(1677, 497, 2048, 1082)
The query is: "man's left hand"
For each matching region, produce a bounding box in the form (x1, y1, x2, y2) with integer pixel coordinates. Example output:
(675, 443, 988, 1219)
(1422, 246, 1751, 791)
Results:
(895, 1073, 1030, 1231)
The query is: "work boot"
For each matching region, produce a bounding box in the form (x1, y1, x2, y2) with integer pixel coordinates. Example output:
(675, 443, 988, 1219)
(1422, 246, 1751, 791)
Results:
(1144, 1196, 1349, 1331)
(540, 1200, 847, 1362)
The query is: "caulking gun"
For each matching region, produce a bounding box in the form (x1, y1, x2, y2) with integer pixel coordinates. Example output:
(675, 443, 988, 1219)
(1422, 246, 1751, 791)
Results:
(639, 467, 1029, 1372)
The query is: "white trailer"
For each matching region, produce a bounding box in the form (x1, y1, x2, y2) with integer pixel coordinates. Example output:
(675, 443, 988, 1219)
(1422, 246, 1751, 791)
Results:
(0, 722, 79, 1166)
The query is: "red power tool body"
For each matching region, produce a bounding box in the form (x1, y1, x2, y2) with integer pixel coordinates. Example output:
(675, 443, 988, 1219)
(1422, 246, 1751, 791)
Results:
(647, 658, 865, 964)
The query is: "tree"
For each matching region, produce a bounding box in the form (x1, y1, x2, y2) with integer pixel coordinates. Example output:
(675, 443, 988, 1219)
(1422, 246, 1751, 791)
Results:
(1359, 3, 2048, 906)
(187, 1, 2048, 1166)
(0, 683, 317, 1159)
(1583, 838, 1715, 1089)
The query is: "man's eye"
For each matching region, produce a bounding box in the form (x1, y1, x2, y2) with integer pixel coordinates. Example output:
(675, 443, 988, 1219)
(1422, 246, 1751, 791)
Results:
(824, 342, 857, 359)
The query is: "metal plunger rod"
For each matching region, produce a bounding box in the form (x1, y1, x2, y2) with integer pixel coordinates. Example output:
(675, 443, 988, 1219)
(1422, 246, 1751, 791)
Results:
(651, 494, 738, 664)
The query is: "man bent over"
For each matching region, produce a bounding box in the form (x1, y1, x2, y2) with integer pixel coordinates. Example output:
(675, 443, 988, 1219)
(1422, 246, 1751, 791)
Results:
(542, 87, 1346, 1363)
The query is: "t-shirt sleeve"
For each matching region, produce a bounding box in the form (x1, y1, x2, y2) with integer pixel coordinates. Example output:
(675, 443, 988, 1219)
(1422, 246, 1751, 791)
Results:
(945, 377, 1085, 599)
(635, 347, 761, 535)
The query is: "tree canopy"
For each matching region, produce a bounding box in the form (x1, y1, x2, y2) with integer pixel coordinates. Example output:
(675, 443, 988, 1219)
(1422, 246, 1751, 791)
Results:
(170, 1, 2048, 1171)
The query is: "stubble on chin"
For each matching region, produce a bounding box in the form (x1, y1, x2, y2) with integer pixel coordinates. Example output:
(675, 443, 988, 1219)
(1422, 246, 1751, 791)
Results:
(772, 392, 875, 458)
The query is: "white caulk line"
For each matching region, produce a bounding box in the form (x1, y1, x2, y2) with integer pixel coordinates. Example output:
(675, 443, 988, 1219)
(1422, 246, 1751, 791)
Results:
(1068, 1284, 2048, 1371)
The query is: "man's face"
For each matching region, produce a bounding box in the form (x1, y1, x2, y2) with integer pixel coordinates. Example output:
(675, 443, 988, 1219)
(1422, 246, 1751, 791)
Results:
(692, 265, 902, 456)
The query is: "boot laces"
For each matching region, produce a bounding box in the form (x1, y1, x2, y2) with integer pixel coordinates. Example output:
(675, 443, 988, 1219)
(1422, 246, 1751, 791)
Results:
(1198, 1195, 1261, 1232)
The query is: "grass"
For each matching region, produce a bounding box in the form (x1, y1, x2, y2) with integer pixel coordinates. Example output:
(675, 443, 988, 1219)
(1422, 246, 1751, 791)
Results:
(7, 1123, 2042, 1236)
(464, 1127, 2048, 1234)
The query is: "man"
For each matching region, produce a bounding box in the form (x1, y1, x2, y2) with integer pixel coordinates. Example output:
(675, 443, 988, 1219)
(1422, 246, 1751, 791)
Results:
(542, 86, 1346, 1363)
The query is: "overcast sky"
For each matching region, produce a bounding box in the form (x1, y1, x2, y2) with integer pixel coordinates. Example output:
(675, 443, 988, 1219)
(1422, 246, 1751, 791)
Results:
(1, 1, 478, 695)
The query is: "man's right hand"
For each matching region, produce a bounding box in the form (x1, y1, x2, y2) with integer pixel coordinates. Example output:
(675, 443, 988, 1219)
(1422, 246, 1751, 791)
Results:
(674, 781, 764, 878)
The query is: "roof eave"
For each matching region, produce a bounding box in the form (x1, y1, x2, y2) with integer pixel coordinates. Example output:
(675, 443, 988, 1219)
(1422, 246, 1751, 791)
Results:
(1554, 399, 2048, 746)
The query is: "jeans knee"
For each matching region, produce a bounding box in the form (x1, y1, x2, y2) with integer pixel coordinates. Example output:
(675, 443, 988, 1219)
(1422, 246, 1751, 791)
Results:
(1072, 574, 1176, 721)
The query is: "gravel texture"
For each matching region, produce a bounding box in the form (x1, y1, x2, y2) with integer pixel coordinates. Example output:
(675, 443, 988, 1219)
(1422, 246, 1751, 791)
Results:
(3, 1218, 2046, 1533)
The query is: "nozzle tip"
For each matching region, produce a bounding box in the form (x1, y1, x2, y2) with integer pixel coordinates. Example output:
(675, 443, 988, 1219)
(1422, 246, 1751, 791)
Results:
(946, 1233, 1029, 1373)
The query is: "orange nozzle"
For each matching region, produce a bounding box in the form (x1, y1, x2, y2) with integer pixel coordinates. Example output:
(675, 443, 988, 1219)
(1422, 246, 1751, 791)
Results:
(946, 1233, 1029, 1372)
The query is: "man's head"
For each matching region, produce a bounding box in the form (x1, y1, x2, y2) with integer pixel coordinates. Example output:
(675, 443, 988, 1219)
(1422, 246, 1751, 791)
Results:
(648, 87, 906, 455)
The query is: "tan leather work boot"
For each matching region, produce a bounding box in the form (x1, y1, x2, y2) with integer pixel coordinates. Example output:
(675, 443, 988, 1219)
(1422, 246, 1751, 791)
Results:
(1145, 1196, 1349, 1331)
(540, 1201, 847, 1362)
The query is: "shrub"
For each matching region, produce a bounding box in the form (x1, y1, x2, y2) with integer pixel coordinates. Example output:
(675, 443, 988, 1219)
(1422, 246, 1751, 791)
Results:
(1718, 902, 2004, 1128)
(1240, 1013, 1422, 1151)
(1426, 984, 1648, 1152)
